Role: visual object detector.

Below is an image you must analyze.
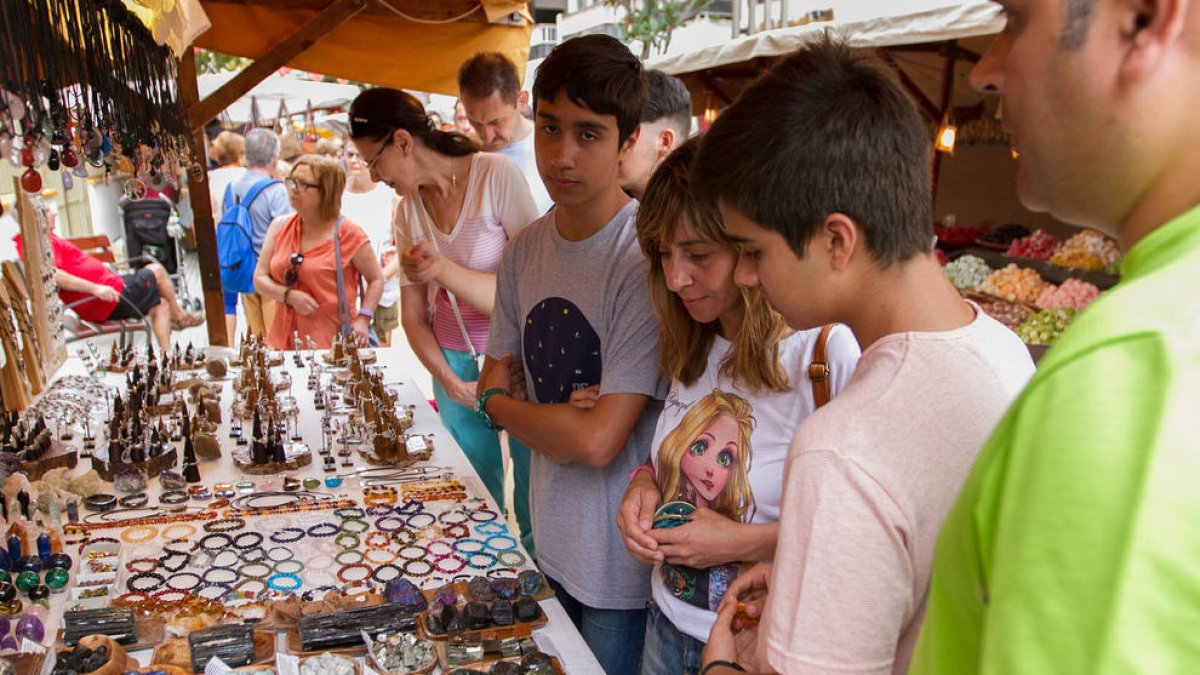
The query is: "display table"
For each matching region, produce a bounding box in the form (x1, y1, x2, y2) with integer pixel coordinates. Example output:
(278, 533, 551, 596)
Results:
(36, 345, 603, 674)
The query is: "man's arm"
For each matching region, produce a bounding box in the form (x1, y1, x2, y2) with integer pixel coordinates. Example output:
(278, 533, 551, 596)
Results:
(56, 269, 118, 303)
(478, 355, 649, 468)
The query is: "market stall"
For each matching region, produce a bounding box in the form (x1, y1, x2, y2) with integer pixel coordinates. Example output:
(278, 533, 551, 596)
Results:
(5, 338, 601, 673)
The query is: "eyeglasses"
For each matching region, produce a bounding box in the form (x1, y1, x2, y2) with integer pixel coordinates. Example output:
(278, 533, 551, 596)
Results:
(284, 252, 304, 287)
(285, 178, 320, 193)
(363, 134, 395, 172)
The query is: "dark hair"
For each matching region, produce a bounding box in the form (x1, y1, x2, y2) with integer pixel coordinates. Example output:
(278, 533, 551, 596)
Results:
(1060, 0, 1096, 48)
(458, 52, 521, 105)
(638, 138, 789, 392)
(532, 34, 647, 145)
(693, 35, 932, 267)
(349, 87, 478, 157)
(644, 70, 692, 137)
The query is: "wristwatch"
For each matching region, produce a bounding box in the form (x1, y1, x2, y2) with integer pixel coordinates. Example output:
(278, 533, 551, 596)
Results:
(475, 388, 510, 431)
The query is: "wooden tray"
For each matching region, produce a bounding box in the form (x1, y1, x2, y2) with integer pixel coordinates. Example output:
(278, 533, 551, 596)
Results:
(150, 629, 275, 673)
(433, 644, 565, 675)
(6, 649, 47, 675)
(57, 615, 165, 652)
(283, 627, 369, 657)
(266, 592, 384, 632)
(423, 576, 555, 605)
(299, 655, 361, 675)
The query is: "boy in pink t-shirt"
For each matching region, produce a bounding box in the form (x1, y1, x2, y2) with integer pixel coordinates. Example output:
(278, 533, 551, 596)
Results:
(691, 38, 1035, 675)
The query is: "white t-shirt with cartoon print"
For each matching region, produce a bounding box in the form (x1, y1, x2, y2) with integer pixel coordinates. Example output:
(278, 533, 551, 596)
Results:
(649, 326, 861, 642)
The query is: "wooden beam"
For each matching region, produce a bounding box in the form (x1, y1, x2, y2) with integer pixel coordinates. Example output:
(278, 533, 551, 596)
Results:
(700, 71, 735, 106)
(876, 49, 940, 122)
(187, 0, 367, 132)
(179, 48, 229, 347)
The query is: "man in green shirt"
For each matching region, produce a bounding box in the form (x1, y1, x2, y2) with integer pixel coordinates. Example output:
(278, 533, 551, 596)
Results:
(911, 0, 1200, 672)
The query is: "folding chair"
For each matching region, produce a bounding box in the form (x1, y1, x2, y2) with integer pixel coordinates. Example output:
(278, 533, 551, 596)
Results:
(61, 235, 154, 345)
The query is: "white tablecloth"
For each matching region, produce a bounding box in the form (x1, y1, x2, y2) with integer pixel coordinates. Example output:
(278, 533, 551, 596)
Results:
(43, 346, 602, 673)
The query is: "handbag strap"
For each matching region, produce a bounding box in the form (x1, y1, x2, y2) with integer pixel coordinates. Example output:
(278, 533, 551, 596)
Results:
(809, 323, 836, 409)
(415, 205, 478, 360)
(332, 217, 353, 333)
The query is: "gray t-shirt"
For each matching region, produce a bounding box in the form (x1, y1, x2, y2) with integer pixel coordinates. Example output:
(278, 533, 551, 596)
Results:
(488, 200, 663, 610)
(226, 168, 294, 255)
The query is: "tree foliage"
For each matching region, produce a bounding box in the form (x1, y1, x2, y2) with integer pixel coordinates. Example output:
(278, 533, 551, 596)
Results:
(194, 49, 252, 74)
(604, 0, 709, 59)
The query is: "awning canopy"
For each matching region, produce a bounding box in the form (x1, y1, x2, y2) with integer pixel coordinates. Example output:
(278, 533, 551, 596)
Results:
(197, 72, 362, 124)
(193, 0, 534, 96)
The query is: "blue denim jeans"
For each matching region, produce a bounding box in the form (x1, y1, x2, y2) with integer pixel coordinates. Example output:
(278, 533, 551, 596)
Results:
(547, 576, 647, 674)
(641, 600, 705, 675)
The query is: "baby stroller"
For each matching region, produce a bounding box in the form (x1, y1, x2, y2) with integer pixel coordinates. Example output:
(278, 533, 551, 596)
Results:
(121, 197, 201, 312)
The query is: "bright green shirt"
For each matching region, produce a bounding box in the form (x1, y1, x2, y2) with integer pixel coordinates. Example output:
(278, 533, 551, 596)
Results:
(910, 205, 1200, 675)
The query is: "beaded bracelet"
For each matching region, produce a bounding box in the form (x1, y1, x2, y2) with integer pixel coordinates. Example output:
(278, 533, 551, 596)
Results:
(266, 571, 303, 592)
(239, 547, 268, 564)
(239, 562, 272, 580)
(205, 517, 247, 533)
(425, 541, 454, 559)
(301, 585, 339, 602)
(468, 508, 498, 523)
(442, 523, 470, 540)
(158, 552, 191, 573)
(340, 518, 370, 534)
(273, 559, 304, 575)
(269, 527, 305, 544)
(202, 567, 239, 585)
(334, 507, 365, 520)
(336, 563, 372, 584)
(198, 582, 233, 601)
(364, 548, 397, 565)
(126, 558, 160, 574)
(402, 559, 434, 578)
(161, 524, 197, 540)
(373, 515, 406, 532)
(438, 510, 469, 526)
(474, 521, 507, 536)
(371, 564, 402, 584)
(306, 522, 339, 538)
(395, 500, 424, 516)
(233, 532, 265, 550)
(433, 554, 467, 576)
(153, 588, 192, 607)
(233, 579, 268, 598)
(496, 550, 526, 568)
(84, 494, 118, 512)
(213, 483, 237, 499)
(118, 493, 149, 509)
(267, 546, 295, 563)
(165, 572, 203, 592)
(335, 549, 365, 566)
(128, 572, 166, 592)
(365, 504, 394, 518)
(210, 550, 241, 568)
(115, 591, 150, 607)
(453, 538, 486, 556)
(120, 524, 158, 544)
(334, 532, 360, 550)
(398, 546, 426, 562)
(485, 535, 518, 552)
(197, 533, 233, 552)
(465, 551, 498, 570)
(364, 531, 391, 550)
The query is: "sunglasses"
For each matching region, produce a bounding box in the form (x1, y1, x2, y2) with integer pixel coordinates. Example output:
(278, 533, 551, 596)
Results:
(284, 252, 304, 287)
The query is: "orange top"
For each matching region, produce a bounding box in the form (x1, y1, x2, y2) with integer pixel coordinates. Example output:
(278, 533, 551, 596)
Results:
(266, 214, 370, 350)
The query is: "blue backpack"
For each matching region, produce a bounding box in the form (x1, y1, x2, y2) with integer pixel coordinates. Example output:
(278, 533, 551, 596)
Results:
(216, 177, 278, 294)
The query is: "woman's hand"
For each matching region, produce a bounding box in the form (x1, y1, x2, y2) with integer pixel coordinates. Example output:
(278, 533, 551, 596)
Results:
(351, 315, 371, 347)
(442, 376, 479, 409)
(616, 471, 663, 564)
(567, 384, 600, 410)
(400, 241, 443, 284)
(650, 508, 748, 569)
(288, 290, 319, 316)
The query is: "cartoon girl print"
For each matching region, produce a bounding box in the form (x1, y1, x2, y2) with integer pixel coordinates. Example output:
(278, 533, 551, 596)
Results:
(656, 389, 756, 522)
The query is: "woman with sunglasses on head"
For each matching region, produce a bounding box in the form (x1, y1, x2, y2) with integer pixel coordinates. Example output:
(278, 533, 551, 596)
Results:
(254, 153, 384, 350)
(348, 88, 538, 529)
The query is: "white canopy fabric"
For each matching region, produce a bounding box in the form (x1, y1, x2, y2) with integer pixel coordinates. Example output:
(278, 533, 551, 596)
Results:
(197, 72, 363, 124)
(646, 0, 1004, 76)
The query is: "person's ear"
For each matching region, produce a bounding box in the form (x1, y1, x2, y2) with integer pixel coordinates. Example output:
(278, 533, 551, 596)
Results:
(517, 90, 529, 112)
(619, 125, 642, 158)
(394, 129, 415, 156)
(656, 127, 676, 159)
(822, 213, 858, 272)
(1117, 0, 1187, 86)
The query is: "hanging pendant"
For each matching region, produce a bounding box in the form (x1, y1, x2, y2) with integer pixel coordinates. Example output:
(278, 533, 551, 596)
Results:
(20, 168, 42, 193)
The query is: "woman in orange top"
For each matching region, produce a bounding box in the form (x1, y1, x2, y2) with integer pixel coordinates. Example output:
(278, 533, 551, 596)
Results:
(254, 154, 383, 349)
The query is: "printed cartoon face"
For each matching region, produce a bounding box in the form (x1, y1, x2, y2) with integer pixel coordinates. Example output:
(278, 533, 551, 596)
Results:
(679, 413, 739, 506)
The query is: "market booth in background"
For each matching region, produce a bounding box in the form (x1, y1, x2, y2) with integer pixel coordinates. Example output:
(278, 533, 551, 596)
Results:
(649, 0, 1122, 361)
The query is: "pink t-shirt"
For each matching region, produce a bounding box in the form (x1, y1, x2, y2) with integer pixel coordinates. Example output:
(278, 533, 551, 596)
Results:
(758, 305, 1034, 674)
(396, 152, 538, 353)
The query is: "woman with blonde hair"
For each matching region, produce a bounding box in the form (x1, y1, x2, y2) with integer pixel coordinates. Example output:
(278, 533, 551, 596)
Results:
(254, 154, 383, 349)
(606, 138, 861, 674)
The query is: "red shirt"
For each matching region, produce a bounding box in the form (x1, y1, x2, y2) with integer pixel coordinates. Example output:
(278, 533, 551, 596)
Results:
(14, 233, 123, 321)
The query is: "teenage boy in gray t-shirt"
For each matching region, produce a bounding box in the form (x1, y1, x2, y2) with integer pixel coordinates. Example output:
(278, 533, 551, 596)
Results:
(477, 35, 663, 674)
